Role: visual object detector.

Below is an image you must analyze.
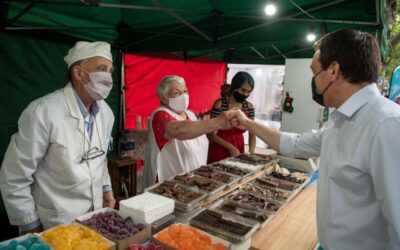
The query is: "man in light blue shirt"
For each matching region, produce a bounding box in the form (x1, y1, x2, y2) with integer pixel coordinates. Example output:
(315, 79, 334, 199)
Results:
(232, 29, 400, 250)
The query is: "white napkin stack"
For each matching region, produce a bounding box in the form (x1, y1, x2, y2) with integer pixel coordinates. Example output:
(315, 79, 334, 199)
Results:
(119, 192, 175, 224)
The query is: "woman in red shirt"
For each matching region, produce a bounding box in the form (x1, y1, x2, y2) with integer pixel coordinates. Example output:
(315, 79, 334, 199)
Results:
(207, 71, 256, 163)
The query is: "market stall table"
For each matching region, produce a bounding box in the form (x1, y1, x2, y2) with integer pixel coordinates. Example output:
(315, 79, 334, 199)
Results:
(251, 186, 317, 250)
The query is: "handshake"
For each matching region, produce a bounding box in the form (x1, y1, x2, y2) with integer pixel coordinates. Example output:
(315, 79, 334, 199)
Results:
(216, 109, 251, 130)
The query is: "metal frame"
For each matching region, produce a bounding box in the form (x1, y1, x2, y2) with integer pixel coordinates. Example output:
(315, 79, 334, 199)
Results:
(218, 0, 347, 40)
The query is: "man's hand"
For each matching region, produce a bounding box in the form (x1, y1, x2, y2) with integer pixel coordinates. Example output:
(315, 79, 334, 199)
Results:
(103, 191, 116, 208)
(230, 109, 251, 130)
(216, 110, 238, 130)
(19, 224, 42, 236)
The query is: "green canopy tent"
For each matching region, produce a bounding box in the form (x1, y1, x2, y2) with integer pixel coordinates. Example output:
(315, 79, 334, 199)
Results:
(0, 0, 392, 235)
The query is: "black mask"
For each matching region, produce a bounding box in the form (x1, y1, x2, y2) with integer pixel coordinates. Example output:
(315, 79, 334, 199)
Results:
(311, 71, 333, 107)
(233, 91, 249, 102)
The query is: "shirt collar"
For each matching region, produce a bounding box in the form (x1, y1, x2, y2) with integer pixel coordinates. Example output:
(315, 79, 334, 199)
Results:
(72, 87, 100, 119)
(332, 83, 380, 120)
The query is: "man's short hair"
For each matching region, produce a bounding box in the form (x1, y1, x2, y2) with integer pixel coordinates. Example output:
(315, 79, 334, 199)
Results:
(314, 29, 381, 84)
(157, 75, 186, 102)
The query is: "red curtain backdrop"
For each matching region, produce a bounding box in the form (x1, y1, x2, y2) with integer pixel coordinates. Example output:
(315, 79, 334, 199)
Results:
(124, 53, 227, 129)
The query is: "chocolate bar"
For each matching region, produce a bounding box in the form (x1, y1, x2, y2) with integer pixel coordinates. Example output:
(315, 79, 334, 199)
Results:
(191, 210, 252, 236)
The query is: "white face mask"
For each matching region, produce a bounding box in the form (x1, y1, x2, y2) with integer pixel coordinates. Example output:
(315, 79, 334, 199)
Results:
(80, 67, 113, 101)
(168, 94, 189, 112)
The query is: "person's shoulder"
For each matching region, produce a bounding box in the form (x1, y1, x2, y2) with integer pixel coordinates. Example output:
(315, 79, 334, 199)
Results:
(246, 101, 254, 109)
(212, 98, 224, 109)
(153, 110, 175, 120)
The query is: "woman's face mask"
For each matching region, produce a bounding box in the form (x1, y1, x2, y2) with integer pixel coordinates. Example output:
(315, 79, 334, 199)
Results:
(168, 93, 189, 112)
(168, 94, 189, 112)
(80, 67, 113, 101)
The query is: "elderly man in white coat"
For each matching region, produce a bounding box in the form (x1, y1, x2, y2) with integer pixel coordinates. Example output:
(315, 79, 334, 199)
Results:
(0, 41, 116, 234)
(144, 75, 236, 188)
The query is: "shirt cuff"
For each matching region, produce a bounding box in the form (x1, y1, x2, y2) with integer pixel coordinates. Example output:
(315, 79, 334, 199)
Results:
(19, 219, 41, 232)
(279, 132, 299, 158)
(103, 185, 112, 193)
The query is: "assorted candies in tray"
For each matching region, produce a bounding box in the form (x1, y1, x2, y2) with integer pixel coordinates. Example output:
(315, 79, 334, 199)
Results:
(40, 223, 113, 250)
(83, 211, 145, 240)
(154, 224, 227, 250)
(0, 235, 51, 250)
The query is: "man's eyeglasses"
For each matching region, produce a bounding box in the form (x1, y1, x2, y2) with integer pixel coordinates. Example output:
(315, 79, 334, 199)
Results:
(81, 147, 105, 162)
(81, 118, 105, 163)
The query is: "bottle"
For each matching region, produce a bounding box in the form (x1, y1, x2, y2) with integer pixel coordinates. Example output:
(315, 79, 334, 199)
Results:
(120, 130, 135, 159)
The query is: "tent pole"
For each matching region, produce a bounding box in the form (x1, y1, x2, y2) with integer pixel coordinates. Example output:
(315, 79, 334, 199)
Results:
(271, 44, 287, 59)
(116, 49, 125, 157)
(151, 0, 213, 42)
(250, 47, 266, 59)
(7, 1, 38, 26)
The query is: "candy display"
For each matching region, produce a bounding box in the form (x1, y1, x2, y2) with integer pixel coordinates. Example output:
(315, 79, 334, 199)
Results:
(129, 242, 163, 250)
(233, 153, 276, 164)
(227, 192, 281, 212)
(194, 166, 237, 184)
(40, 223, 113, 250)
(149, 181, 203, 204)
(215, 202, 269, 224)
(259, 175, 300, 191)
(83, 211, 145, 240)
(0, 235, 50, 250)
(174, 173, 224, 193)
(210, 163, 252, 177)
(191, 210, 252, 236)
(241, 182, 291, 201)
(270, 165, 308, 184)
(154, 224, 227, 250)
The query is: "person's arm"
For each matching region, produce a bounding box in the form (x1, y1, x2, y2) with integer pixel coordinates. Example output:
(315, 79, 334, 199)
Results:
(234, 109, 322, 158)
(369, 117, 400, 248)
(247, 102, 256, 154)
(248, 132, 256, 153)
(0, 100, 49, 230)
(206, 99, 239, 156)
(165, 110, 234, 140)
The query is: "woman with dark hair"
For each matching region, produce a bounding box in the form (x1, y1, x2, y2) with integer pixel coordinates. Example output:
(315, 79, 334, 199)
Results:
(207, 71, 256, 163)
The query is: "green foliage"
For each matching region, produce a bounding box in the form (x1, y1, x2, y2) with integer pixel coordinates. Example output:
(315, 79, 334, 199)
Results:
(386, 16, 400, 78)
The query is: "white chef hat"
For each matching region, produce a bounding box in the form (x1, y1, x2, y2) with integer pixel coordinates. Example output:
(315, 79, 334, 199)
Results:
(64, 41, 113, 68)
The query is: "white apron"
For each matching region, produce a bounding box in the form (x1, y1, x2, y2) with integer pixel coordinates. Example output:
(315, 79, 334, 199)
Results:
(143, 106, 208, 187)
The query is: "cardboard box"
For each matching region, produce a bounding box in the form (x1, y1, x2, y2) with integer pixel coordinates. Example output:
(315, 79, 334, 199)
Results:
(76, 207, 151, 250)
(153, 223, 230, 250)
(40, 222, 116, 250)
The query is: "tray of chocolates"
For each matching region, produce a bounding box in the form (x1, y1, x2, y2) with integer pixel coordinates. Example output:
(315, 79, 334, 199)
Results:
(209, 162, 254, 180)
(240, 182, 292, 202)
(189, 209, 259, 244)
(146, 180, 207, 211)
(173, 172, 226, 198)
(209, 199, 273, 228)
(194, 166, 240, 188)
(230, 153, 278, 165)
(258, 175, 301, 191)
(269, 164, 309, 184)
(226, 190, 282, 213)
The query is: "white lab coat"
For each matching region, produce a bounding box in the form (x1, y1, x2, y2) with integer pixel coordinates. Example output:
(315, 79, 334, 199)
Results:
(0, 83, 114, 229)
(143, 106, 208, 187)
